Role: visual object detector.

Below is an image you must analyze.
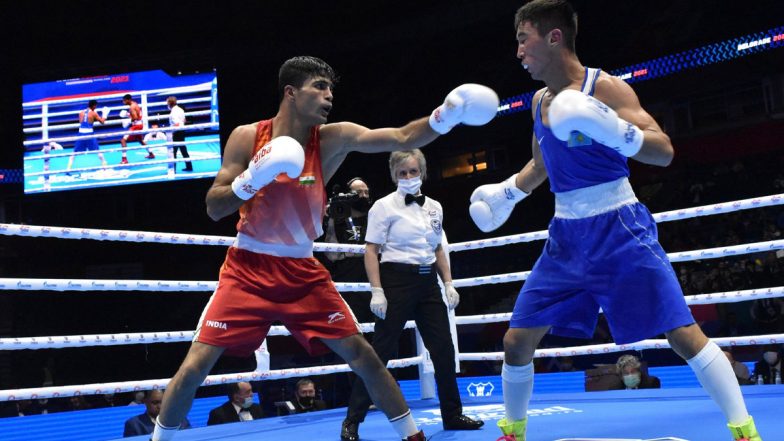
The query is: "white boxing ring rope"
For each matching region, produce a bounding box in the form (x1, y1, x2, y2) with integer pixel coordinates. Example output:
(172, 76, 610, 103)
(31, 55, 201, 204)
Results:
(23, 122, 219, 149)
(22, 97, 212, 123)
(0, 193, 783, 401)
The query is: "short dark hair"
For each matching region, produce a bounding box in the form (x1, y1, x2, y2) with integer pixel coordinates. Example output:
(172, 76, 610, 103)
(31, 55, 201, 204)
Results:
(278, 56, 338, 101)
(122, 94, 132, 101)
(88, 100, 98, 108)
(295, 378, 314, 391)
(515, 0, 578, 52)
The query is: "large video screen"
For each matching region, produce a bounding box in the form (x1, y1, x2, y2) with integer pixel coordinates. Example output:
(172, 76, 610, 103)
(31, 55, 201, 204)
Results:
(22, 69, 221, 194)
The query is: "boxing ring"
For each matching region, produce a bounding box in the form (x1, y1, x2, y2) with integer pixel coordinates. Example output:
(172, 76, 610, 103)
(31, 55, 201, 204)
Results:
(1, 193, 783, 441)
(22, 80, 221, 193)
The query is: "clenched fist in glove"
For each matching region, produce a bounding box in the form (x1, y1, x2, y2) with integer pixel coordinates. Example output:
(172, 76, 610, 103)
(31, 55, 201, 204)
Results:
(231, 136, 305, 200)
(429, 84, 500, 134)
(469, 174, 528, 233)
(370, 287, 388, 320)
(119, 110, 131, 128)
(548, 89, 643, 157)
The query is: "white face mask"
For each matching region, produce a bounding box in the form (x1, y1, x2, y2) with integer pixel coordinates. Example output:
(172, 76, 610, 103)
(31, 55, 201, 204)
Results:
(397, 176, 422, 195)
(763, 351, 779, 365)
(241, 396, 254, 409)
(623, 373, 641, 389)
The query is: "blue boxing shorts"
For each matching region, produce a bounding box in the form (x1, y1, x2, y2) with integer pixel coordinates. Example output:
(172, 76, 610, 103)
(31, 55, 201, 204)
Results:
(510, 178, 695, 345)
(74, 136, 99, 152)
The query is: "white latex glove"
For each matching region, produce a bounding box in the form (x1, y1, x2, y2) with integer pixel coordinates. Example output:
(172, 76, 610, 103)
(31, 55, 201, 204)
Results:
(444, 282, 460, 310)
(370, 287, 388, 320)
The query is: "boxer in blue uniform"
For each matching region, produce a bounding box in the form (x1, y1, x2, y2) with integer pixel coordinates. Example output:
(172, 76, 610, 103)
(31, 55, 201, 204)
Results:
(66, 100, 108, 173)
(468, 2, 761, 440)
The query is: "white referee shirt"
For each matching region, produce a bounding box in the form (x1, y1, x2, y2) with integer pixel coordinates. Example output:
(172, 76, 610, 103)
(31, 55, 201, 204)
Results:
(169, 105, 186, 127)
(365, 189, 443, 265)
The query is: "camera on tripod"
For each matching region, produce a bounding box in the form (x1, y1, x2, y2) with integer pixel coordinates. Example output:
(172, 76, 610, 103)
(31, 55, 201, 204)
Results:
(327, 191, 359, 220)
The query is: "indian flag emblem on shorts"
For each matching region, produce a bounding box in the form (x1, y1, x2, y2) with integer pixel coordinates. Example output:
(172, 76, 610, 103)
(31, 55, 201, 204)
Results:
(299, 175, 316, 186)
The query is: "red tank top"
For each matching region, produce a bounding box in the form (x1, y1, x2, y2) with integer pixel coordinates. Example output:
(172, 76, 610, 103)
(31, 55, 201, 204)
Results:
(236, 119, 326, 245)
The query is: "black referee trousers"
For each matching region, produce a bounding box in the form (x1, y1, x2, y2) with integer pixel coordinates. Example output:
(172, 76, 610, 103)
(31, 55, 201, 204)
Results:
(346, 262, 462, 423)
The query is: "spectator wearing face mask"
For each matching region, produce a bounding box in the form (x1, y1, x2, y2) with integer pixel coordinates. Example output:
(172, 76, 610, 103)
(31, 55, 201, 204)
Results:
(207, 382, 264, 425)
(292, 378, 327, 414)
(614, 355, 661, 390)
(752, 346, 783, 385)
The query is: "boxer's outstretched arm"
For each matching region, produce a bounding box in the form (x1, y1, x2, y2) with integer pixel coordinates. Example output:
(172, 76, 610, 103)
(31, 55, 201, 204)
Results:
(319, 118, 437, 183)
(205, 125, 256, 221)
(319, 84, 499, 182)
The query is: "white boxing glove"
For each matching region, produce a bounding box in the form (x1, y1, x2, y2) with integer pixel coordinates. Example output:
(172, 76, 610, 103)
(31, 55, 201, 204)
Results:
(119, 110, 129, 118)
(100, 106, 110, 119)
(231, 136, 305, 200)
(444, 282, 459, 310)
(469, 174, 528, 233)
(429, 84, 499, 134)
(548, 89, 643, 157)
(370, 287, 388, 320)
(121, 119, 131, 128)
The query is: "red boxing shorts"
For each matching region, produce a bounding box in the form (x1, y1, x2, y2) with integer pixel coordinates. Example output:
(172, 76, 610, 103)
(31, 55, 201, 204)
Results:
(194, 247, 360, 356)
(124, 124, 144, 142)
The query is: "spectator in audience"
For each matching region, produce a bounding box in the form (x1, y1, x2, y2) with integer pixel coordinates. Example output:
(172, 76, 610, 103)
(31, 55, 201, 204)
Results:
(547, 356, 577, 372)
(124, 390, 190, 437)
(11, 400, 34, 417)
(750, 298, 784, 334)
(718, 312, 749, 338)
(27, 397, 61, 415)
(128, 391, 146, 406)
(752, 345, 783, 385)
(93, 393, 120, 408)
(207, 382, 264, 425)
(292, 378, 327, 414)
(613, 355, 661, 390)
(65, 395, 91, 412)
(723, 350, 751, 385)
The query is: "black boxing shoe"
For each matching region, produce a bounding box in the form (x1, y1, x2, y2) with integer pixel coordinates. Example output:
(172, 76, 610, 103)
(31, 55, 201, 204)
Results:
(443, 414, 484, 430)
(341, 419, 359, 441)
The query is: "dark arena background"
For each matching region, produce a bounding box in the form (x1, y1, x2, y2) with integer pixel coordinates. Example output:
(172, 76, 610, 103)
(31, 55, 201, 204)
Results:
(1, 1, 783, 440)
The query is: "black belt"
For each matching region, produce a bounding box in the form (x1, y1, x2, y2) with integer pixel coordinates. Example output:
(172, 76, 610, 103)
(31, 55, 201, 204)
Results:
(381, 262, 435, 274)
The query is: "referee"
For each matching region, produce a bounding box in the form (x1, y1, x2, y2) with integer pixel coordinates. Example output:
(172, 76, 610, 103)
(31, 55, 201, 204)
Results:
(340, 149, 483, 441)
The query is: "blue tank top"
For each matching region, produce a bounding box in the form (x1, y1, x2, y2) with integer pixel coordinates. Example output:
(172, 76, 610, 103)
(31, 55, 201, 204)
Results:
(79, 108, 93, 133)
(534, 67, 629, 193)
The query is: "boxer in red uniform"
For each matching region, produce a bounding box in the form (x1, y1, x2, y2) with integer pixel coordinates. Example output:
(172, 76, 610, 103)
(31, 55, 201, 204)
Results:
(149, 56, 499, 441)
(120, 94, 155, 164)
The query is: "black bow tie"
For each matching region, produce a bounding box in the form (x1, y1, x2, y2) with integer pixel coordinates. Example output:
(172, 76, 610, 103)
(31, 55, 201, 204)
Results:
(405, 194, 425, 206)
